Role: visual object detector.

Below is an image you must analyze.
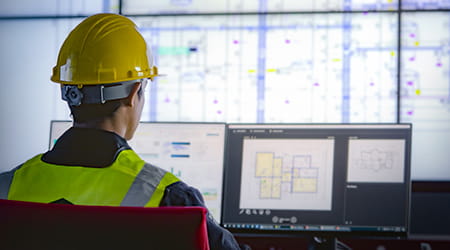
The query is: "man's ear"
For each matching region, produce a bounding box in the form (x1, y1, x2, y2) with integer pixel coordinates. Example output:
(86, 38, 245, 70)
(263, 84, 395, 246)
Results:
(124, 82, 141, 107)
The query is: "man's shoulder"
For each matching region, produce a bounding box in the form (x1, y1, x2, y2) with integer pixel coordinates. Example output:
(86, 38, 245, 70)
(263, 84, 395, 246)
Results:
(161, 179, 205, 207)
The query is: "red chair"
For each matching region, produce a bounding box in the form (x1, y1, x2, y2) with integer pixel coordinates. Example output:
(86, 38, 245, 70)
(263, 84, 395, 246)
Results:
(0, 199, 209, 250)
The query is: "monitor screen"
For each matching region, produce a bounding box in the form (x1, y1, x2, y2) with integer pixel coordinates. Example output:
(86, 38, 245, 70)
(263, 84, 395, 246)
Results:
(222, 124, 412, 237)
(49, 121, 226, 222)
(128, 122, 226, 221)
(49, 120, 72, 149)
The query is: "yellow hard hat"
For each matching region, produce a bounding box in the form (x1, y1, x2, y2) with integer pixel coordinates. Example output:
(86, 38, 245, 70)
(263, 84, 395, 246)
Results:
(51, 13, 159, 86)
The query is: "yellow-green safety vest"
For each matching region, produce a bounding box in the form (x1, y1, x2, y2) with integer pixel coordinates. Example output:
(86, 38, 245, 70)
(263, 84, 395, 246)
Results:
(0, 149, 179, 207)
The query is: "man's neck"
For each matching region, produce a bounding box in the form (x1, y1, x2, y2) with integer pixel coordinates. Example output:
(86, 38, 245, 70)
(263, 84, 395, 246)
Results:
(73, 109, 129, 139)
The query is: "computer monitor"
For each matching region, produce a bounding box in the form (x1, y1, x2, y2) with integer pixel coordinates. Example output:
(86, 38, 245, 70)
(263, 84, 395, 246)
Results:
(49, 120, 72, 149)
(49, 121, 226, 222)
(128, 122, 226, 221)
(222, 124, 412, 237)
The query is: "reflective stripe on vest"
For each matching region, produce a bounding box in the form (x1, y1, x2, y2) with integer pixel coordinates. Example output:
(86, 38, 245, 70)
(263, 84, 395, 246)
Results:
(3, 150, 179, 206)
(121, 162, 169, 207)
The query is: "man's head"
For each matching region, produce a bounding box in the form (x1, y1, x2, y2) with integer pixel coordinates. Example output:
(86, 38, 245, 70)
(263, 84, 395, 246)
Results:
(51, 14, 157, 139)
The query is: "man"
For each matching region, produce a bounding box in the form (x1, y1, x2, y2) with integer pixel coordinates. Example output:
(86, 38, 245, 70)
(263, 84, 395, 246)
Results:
(0, 13, 243, 249)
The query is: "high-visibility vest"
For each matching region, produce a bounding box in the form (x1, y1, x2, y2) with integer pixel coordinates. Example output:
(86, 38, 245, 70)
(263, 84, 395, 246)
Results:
(0, 149, 180, 207)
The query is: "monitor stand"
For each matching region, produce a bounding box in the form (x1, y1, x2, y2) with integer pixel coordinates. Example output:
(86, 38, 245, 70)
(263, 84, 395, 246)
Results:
(307, 236, 351, 250)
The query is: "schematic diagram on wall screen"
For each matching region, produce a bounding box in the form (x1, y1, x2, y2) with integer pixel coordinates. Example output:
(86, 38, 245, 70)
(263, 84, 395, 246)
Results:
(239, 139, 334, 211)
(347, 139, 406, 183)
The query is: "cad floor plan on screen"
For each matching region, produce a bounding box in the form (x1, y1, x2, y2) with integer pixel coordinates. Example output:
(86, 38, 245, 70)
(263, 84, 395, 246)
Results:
(239, 138, 334, 211)
(347, 139, 405, 183)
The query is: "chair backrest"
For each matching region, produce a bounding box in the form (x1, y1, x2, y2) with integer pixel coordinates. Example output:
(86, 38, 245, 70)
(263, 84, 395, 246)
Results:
(0, 199, 210, 250)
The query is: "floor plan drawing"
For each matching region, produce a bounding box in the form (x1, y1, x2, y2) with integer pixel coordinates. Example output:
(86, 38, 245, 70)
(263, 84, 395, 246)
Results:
(348, 139, 405, 183)
(240, 138, 335, 211)
(355, 148, 394, 172)
(255, 153, 320, 200)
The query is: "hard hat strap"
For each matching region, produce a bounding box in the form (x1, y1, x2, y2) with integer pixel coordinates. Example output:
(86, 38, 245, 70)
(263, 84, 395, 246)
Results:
(61, 80, 141, 106)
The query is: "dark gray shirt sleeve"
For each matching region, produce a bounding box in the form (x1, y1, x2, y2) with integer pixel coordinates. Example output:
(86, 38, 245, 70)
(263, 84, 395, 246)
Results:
(160, 181, 244, 250)
(0, 165, 22, 199)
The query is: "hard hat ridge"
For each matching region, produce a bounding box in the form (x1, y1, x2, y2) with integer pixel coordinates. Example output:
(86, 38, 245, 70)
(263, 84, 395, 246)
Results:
(51, 13, 159, 86)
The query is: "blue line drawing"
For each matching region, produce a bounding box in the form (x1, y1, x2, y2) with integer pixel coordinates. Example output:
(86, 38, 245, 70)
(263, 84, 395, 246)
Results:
(254, 152, 319, 200)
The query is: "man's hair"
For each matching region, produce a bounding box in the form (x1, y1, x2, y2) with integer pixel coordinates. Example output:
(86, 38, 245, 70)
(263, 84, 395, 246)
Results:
(70, 84, 143, 124)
